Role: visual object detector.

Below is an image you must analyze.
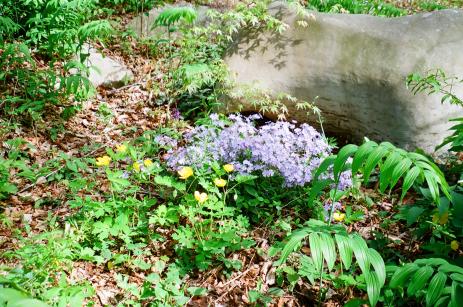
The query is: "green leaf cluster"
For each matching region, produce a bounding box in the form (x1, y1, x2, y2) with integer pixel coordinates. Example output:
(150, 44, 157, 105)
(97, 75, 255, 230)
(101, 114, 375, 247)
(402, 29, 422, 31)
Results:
(389, 258, 463, 306)
(277, 220, 385, 306)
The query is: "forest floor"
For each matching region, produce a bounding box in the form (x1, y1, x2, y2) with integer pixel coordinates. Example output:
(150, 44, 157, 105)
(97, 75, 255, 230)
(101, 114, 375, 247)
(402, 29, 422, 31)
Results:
(1, 1, 461, 306)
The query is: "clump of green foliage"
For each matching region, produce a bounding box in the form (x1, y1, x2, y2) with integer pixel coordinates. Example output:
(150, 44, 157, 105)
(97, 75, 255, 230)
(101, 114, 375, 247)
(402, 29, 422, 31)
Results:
(306, 0, 407, 16)
(0, 0, 112, 121)
(2, 1, 463, 306)
(145, 0, 296, 118)
(408, 69, 463, 152)
(101, 0, 161, 13)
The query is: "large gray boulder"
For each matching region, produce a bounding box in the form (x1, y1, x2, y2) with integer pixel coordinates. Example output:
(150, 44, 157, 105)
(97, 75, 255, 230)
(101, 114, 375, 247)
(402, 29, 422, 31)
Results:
(127, 3, 211, 37)
(82, 45, 134, 88)
(224, 2, 463, 152)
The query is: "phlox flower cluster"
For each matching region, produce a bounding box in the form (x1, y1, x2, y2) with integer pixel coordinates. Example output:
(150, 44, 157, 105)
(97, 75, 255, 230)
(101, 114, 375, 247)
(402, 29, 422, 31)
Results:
(166, 113, 352, 188)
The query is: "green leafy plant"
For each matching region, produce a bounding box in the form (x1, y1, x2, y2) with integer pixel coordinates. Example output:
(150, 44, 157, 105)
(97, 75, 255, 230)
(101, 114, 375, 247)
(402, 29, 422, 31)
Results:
(153, 7, 198, 30)
(387, 258, 463, 306)
(0, 288, 48, 307)
(312, 140, 450, 205)
(407, 69, 463, 152)
(276, 219, 385, 306)
(0, 159, 17, 200)
(0, 0, 112, 120)
(306, 0, 407, 17)
(101, 0, 159, 13)
(0, 230, 94, 305)
(145, 0, 292, 118)
(407, 69, 462, 107)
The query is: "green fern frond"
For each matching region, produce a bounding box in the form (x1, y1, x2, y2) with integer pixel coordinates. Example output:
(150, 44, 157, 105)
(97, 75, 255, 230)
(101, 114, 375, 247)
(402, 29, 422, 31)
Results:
(78, 20, 113, 41)
(0, 16, 20, 37)
(177, 63, 214, 94)
(152, 7, 197, 29)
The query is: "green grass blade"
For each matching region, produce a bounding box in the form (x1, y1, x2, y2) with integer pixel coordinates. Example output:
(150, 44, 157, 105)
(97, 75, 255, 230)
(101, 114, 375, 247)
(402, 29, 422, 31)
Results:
(379, 151, 401, 193)
(389, 157, 412, 190)
(450, 282, 463, 307)
(362, 145, 389, 185)
(350, 234, 370, 273)
(365, 271, 381, 307)
(424, 169, 440, 203)
(276, 229, 309, 265)
(308, 179, 331, 206)
(314, 155, 336, 180)
(400, 166, 422, 200)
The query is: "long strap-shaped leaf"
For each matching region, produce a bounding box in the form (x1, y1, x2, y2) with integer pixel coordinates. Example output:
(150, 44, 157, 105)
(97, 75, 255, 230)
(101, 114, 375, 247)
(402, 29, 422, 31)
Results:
(276, 229, 309, 265)
(407, 265, 434, 296)
(277, 224, 386, 306)
(321, 141, 450, 203)
(426, 271, 447, 306)
(365, 271, 381, 307)
(335, 234, 352, 270)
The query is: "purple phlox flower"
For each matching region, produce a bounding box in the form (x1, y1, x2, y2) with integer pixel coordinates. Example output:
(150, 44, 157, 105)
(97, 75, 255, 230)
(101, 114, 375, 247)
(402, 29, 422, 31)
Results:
(171, 108, 181, 120)
(155, 135, 178, 148)
(166, 113, 353, 188)
(209, 113, 219, 121)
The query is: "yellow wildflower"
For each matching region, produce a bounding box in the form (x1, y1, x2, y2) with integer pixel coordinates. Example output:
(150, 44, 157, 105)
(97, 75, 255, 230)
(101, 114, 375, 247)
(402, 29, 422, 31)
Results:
(433, 212, 449, 225)
(451, 240, 459, 251)
(116, 144, 127, 154)
(133, 161, 141, 172)
(439, 211, 449, 225)
(223, 164, 234, 173)
(214, 178, 227, 187)
(178, 167, 193, 180)
(194, 191, 208, 203)
(144, 159, 153, 167)
(333, 212, 346, 222)
(95, 155, 111, 167)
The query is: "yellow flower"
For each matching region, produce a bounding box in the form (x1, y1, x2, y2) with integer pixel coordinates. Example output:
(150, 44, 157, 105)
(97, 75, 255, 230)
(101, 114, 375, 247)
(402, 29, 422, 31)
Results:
(178, 167, 193, 180)
(214, 178, 227, 187)
(451, 240, 459, 251)
(223, 164, 234, 173)
(194, 191, 208, 203)
(333, 212, 346, 222)
(144, 159, 153, 167)
(439, 211, 449, 225)
(116, 144, 127, 154)
(433, 212, 449, 225)
(95, 155, 111, 167)
(133, 161, 141, 172)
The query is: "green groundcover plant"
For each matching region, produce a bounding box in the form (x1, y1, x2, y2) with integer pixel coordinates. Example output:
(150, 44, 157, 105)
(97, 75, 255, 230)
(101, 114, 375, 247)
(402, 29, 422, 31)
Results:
(2, 1, 463, 306)
(0, 0, 112, 119)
